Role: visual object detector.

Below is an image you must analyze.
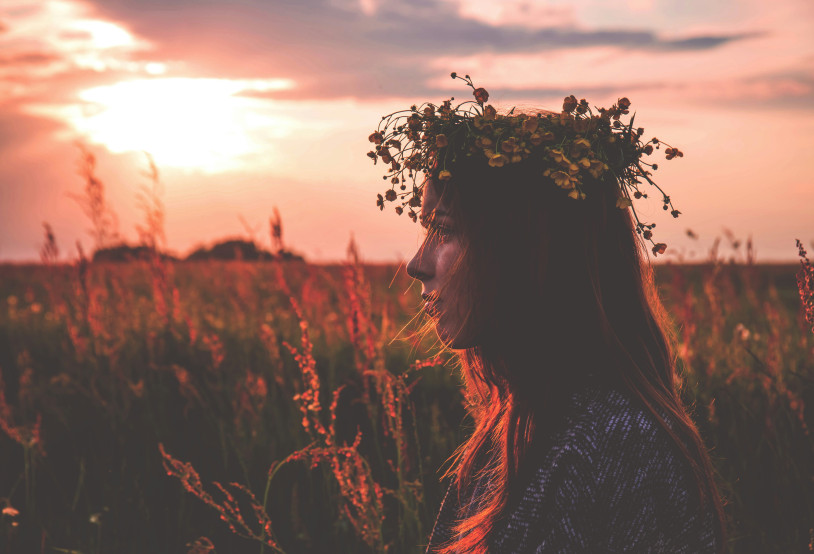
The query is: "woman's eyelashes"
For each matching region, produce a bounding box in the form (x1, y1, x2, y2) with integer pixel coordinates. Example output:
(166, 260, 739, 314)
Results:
(423, 219, 455, 240)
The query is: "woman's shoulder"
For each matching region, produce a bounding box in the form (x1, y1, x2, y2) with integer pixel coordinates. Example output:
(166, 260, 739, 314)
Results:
(544, 384, 705, 515)
(557, 384, 675, 453)
(492, 385, 719, 552)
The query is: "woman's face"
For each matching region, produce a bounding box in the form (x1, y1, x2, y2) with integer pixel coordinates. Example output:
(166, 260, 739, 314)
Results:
(406, 181, 475, 349)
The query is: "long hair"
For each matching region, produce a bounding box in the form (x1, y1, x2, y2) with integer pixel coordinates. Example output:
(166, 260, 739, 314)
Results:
(421, 150, 727, 553)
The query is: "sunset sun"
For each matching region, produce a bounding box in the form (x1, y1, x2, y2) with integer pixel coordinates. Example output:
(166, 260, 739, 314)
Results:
(67, 77, 295, 172)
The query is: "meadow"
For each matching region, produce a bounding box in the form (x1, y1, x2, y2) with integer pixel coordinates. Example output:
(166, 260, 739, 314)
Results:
(0, 246, 812, 553)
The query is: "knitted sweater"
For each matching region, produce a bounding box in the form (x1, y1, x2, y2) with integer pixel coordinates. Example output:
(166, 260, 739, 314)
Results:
(425, 385, 719, 553)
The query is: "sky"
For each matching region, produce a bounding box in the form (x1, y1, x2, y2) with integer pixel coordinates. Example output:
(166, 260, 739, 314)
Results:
(0, 0, 812, 264)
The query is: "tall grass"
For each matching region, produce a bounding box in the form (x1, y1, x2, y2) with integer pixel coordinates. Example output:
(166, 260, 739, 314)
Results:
(0, 244, 811, 553)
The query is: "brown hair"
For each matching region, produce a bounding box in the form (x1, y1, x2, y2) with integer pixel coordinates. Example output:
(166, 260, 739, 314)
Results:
(420, 151, 727, 553)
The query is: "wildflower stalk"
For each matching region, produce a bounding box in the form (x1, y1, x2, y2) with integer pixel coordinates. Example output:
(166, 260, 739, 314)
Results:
(795, 239, 814, 335)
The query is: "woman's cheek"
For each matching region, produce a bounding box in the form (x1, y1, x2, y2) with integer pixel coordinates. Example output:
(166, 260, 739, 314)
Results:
(438, 241, 466, 316)
(437, 239, 463, 275)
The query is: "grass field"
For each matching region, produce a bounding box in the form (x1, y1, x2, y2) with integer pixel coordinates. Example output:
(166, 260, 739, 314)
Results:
(0, 253, 812, 553)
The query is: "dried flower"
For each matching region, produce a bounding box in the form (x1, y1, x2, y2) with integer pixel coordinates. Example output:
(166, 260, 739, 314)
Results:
(473, 87, 489, 104)
(796, 239, 814, 334)
(563, 95, 578, 112)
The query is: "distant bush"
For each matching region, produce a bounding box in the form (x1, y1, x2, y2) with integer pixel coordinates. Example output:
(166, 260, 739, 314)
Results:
(186, 239, 304, 262)
(92, 242, 179, 262)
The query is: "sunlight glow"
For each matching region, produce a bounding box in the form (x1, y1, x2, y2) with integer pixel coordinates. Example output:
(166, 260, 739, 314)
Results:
(59, 78, 296, 172)
(68, 19, 135, 49)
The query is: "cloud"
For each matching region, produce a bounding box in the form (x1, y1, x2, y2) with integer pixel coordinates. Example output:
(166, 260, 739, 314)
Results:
(659, 32, 762, 51)
(0, 51, 62, 67)
(488, 73, 814, 109)
(80, 0, 757, 101)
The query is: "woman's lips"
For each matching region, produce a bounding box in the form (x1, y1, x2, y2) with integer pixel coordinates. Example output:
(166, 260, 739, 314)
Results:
(421, 294, 440, 316)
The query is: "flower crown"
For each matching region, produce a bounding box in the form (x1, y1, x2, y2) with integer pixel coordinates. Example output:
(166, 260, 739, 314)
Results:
(367, 73, 684, 256)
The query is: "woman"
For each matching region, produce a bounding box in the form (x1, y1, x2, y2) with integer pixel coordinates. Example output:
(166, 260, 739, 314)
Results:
(368, 74, 727, 553)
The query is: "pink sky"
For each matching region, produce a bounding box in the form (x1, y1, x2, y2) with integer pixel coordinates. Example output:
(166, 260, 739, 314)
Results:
(0, 0, 812, 263)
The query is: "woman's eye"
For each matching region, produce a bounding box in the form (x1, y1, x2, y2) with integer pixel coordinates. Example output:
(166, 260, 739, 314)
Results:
(425, 222, 454, 239)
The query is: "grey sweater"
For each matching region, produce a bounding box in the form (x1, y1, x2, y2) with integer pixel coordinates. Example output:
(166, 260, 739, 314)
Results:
(425, 385, 719, 553)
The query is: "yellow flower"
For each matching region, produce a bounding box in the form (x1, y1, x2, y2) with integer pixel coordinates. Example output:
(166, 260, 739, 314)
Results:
(530, 131, 554, 146)
(475, 136, 493, 148)
(616, 197, 632, 209)
(550, 170, 574, 189)
(572, 137, 591, 153)
(438, 170, 452, 181)
(568, 189, 586, 200)
(522, 117, 539, 133)
(511, 153, 523, 163)
(578, 157, 591, 168)
(500, 137, 520, 153)
(588, 160, 607, 178)
(549, 148, 567, 164)
(488, 152, 508, 167)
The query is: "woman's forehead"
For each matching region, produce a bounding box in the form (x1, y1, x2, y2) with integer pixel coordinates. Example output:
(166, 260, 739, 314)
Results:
(421, 181, 450, 219)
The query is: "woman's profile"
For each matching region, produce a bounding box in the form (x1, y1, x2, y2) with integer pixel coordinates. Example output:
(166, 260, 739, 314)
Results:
(368, 73, 727, 553)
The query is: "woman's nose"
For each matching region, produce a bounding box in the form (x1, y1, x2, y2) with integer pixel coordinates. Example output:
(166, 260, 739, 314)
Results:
(406, 244, 432, 282)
